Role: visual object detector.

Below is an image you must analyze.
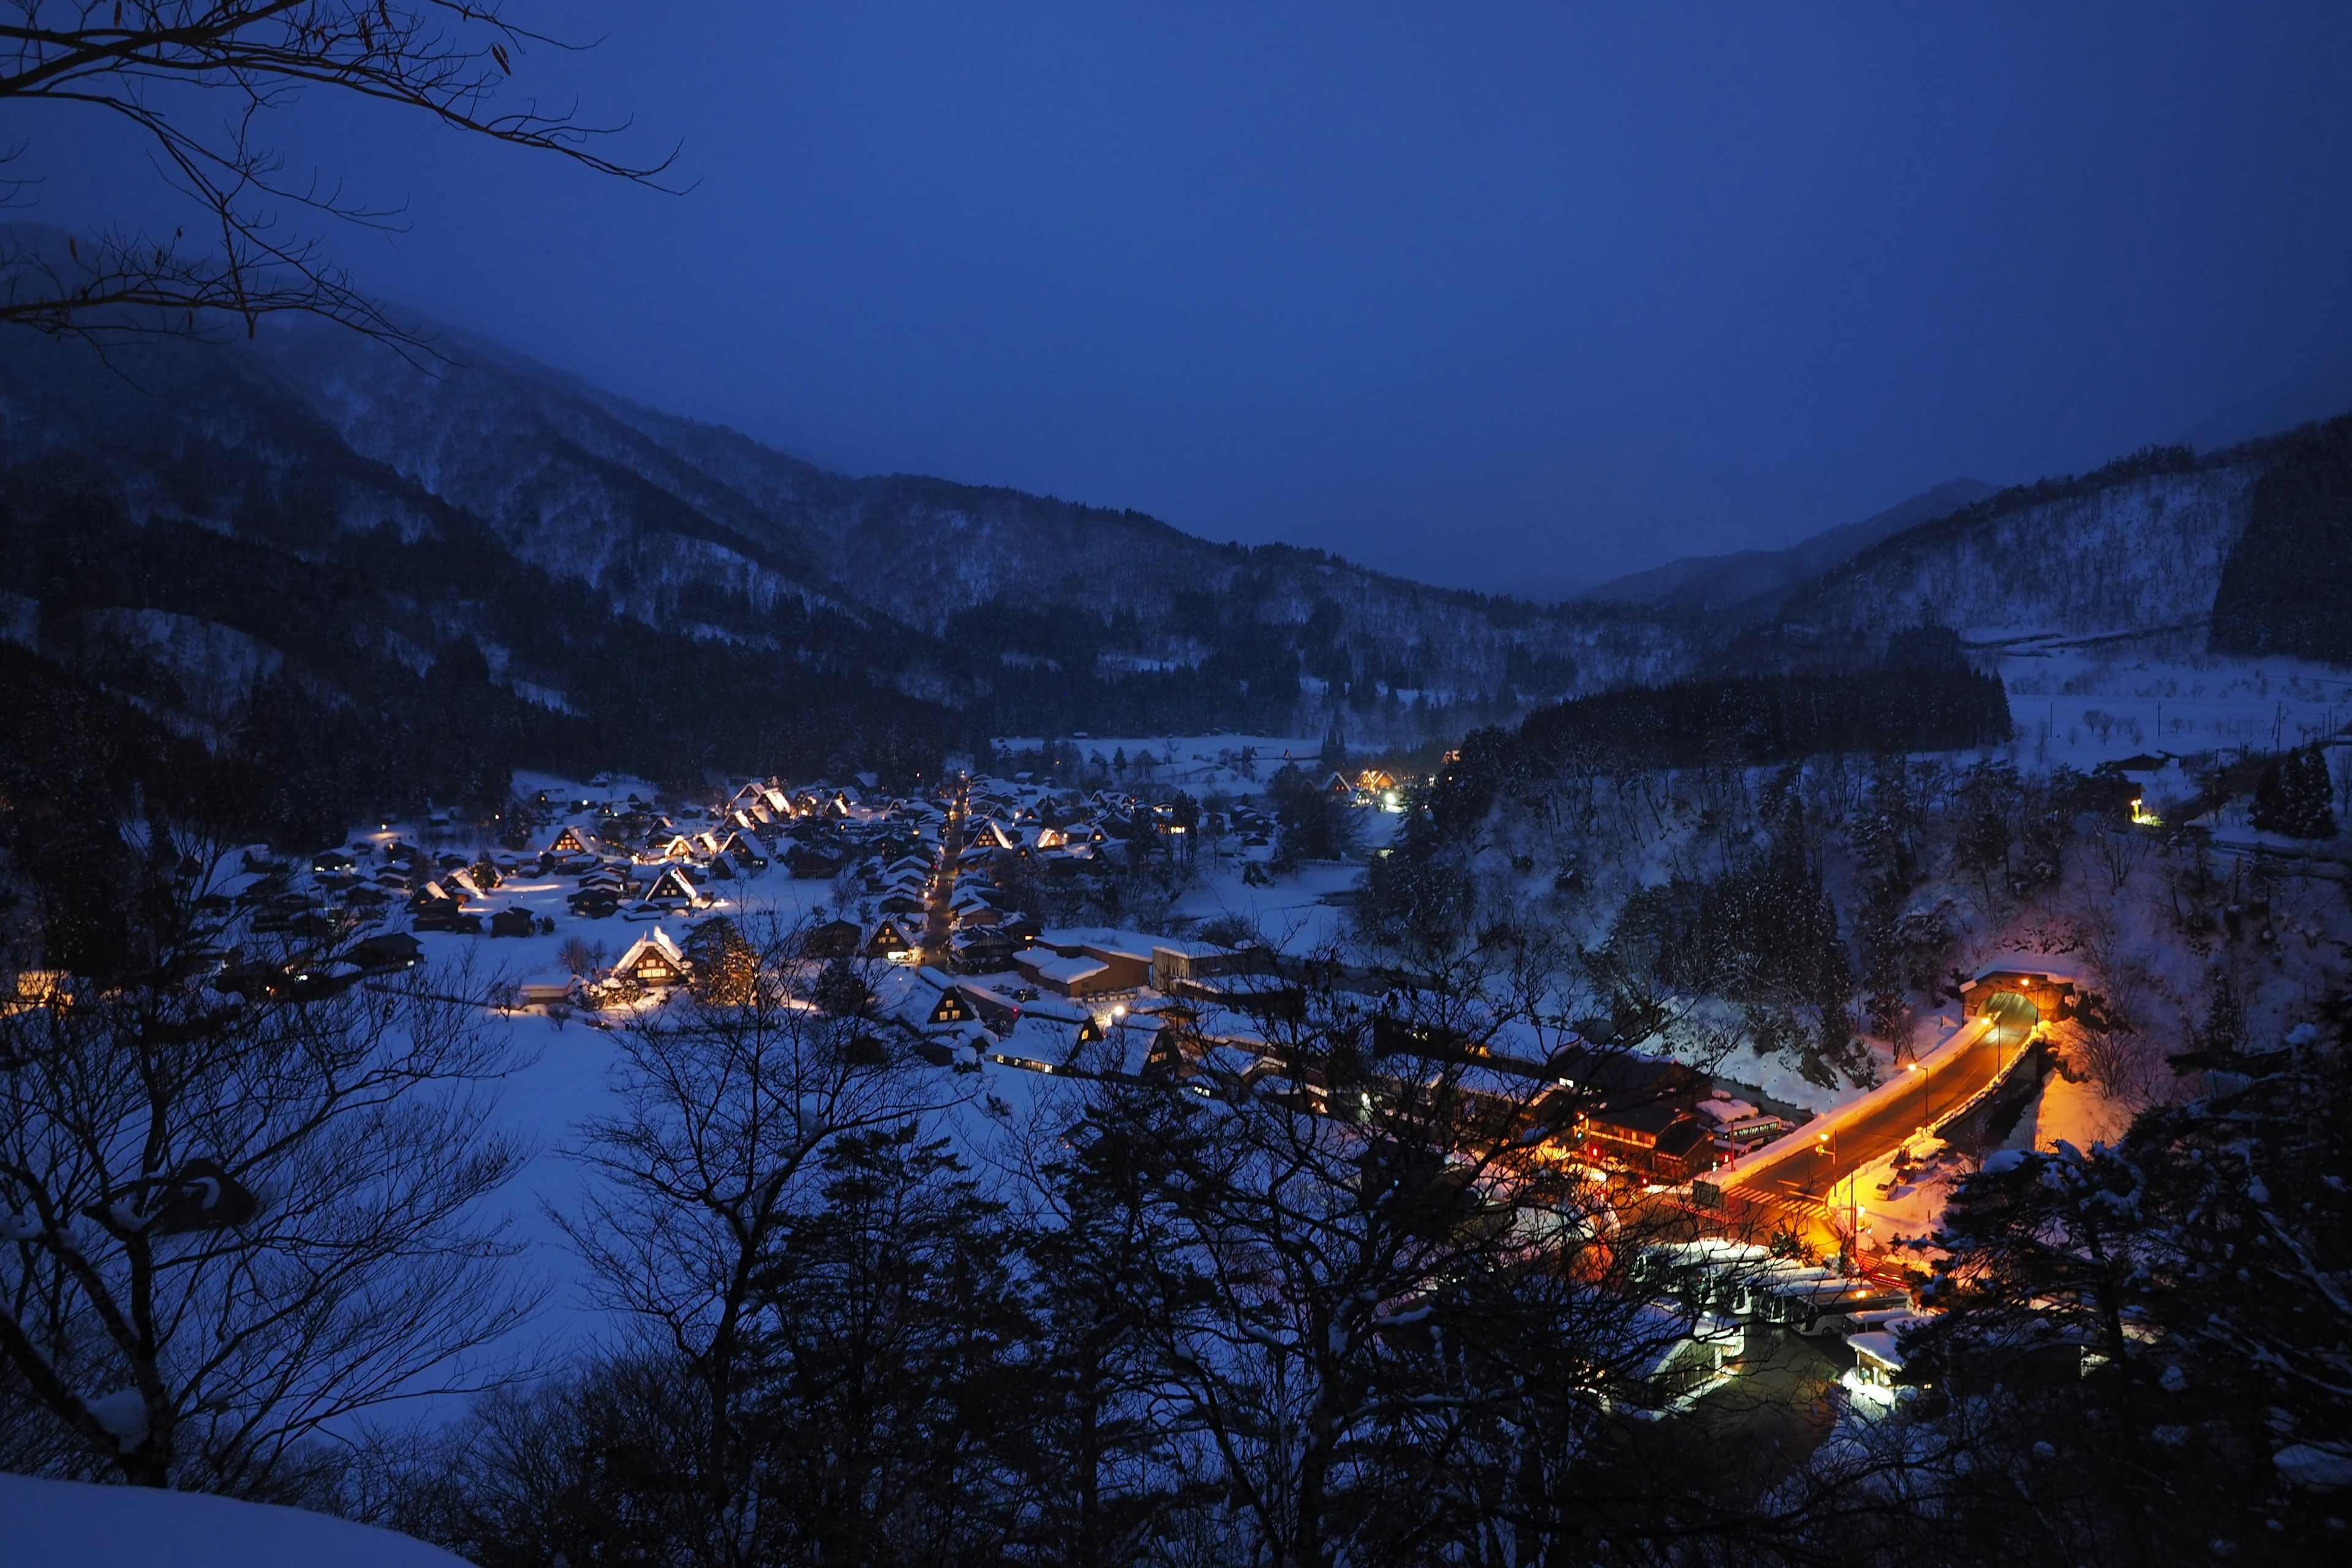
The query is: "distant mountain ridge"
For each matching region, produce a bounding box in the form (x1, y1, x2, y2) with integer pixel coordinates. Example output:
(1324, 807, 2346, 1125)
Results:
(1577, 478, 1996, 619)
(2, 266, 2346, 862)
(0, 306, 1698, 818)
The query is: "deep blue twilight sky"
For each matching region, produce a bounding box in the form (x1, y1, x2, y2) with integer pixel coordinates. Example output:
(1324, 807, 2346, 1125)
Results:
(36, 3, 2352, 594)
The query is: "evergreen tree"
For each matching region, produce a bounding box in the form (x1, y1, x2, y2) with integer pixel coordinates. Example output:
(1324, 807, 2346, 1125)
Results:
(1907, 998, 2352, 1558)
(2251, 748, 2339, 839)
(812, 957, 870, 1017)
(1953, 760, 2022, 904)
(682, 916, 758, 1006)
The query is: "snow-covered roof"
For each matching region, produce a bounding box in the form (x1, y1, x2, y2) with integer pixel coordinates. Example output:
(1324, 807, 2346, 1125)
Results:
(616, 927, 685, 970)
(1034, 925, 1167, 960)
(1024, 952, 1109, 987)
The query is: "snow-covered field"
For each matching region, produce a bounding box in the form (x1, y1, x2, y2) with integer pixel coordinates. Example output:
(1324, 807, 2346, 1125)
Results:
(2000, 644, 2352, 769)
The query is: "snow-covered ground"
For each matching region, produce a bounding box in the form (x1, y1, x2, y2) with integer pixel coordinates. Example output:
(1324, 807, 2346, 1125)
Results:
(0, 1471, 469, 1567)
(2000, 645, 2352, 771)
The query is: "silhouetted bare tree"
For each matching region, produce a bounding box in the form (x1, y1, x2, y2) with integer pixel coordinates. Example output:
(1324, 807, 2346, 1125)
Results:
(0, 839, 534, 1492)
(0, 2, 675, 349)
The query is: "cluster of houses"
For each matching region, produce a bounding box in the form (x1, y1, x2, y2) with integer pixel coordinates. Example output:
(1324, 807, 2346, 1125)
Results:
(200, 769, 1809, 1187)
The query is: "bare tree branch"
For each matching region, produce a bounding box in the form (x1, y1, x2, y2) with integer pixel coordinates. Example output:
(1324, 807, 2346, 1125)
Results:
(0, 2, 679, 353)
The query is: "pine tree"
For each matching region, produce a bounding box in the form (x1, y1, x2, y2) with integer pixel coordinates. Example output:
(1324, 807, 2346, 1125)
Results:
(682, 916, 758, 1005)
(2252, 748, 2339, 839)
(1908, 997, 2352, 1556)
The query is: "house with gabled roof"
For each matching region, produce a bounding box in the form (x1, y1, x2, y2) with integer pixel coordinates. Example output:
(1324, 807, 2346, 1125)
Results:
(865, 918, 916, 959)
(718, 831, 767, 869)
(546, 824, 589, 854)
(614, 927, 689, 987)
(644, 865, 705, 908)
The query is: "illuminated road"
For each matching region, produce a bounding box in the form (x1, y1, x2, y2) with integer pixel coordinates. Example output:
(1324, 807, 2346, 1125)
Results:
(921, 787, 965, 962)
(1719, 1016, 2027, 1213)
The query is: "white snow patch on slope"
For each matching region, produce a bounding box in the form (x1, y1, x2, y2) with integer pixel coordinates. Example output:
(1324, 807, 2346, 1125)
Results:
(1804, 467, 2256, 642)
(0, 1471, 471, 1567)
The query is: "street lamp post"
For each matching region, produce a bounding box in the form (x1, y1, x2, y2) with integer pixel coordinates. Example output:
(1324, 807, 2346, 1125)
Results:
(1906, 1059, 1929, 1130)
(1815, 1129, 1855, 1267)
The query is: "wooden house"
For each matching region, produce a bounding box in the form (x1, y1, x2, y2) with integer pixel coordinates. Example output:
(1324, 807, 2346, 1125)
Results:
(614, 928, 689, 988)
(344, 932, 423, 973)
(865, 918, 916, 959)
(951, 930, 1017, 974)
(785, 844, 845, 878)
(925, 987, 975, 1027)
(644, 865, 704, 908)
(718, 832, 767, 870)
(489, 907, 537, 939)
(1569, 1104, 1724, 1182)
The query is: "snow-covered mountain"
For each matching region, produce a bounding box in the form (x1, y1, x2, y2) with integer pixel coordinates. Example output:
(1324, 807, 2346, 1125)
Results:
(255, 318, 1665, 700)
(1578, 478, 1996, 620)
(1771, 450, 2262, 649)
(1, 281, 2344, 829)
(0, 312, 1685, 757)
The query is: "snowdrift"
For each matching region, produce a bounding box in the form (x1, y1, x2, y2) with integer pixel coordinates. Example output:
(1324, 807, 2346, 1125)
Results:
(0, 1471, 470, 1568)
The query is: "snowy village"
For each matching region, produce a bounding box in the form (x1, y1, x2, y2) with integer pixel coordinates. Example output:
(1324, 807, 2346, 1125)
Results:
(7, 9, 2352, 1568)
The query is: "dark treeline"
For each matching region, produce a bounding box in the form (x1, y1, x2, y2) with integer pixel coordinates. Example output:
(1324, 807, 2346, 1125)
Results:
(1423, 651, 2011, 831)
(0, 467, 963, 847)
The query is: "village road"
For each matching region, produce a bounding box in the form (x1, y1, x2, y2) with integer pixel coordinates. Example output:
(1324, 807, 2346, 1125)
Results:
(921, 786, 964, 960)
(1728, 1021, 2021, 1207)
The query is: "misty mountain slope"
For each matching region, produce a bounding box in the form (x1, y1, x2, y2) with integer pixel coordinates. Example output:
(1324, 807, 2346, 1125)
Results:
(1579, 478, 1995, 616)
(266, 325, 852, 622)
(1770, 456, 2261, 647)
(0, 313, 1691, 779)
(0, 334, 441, 550)
(250, 317, 1645, 710)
